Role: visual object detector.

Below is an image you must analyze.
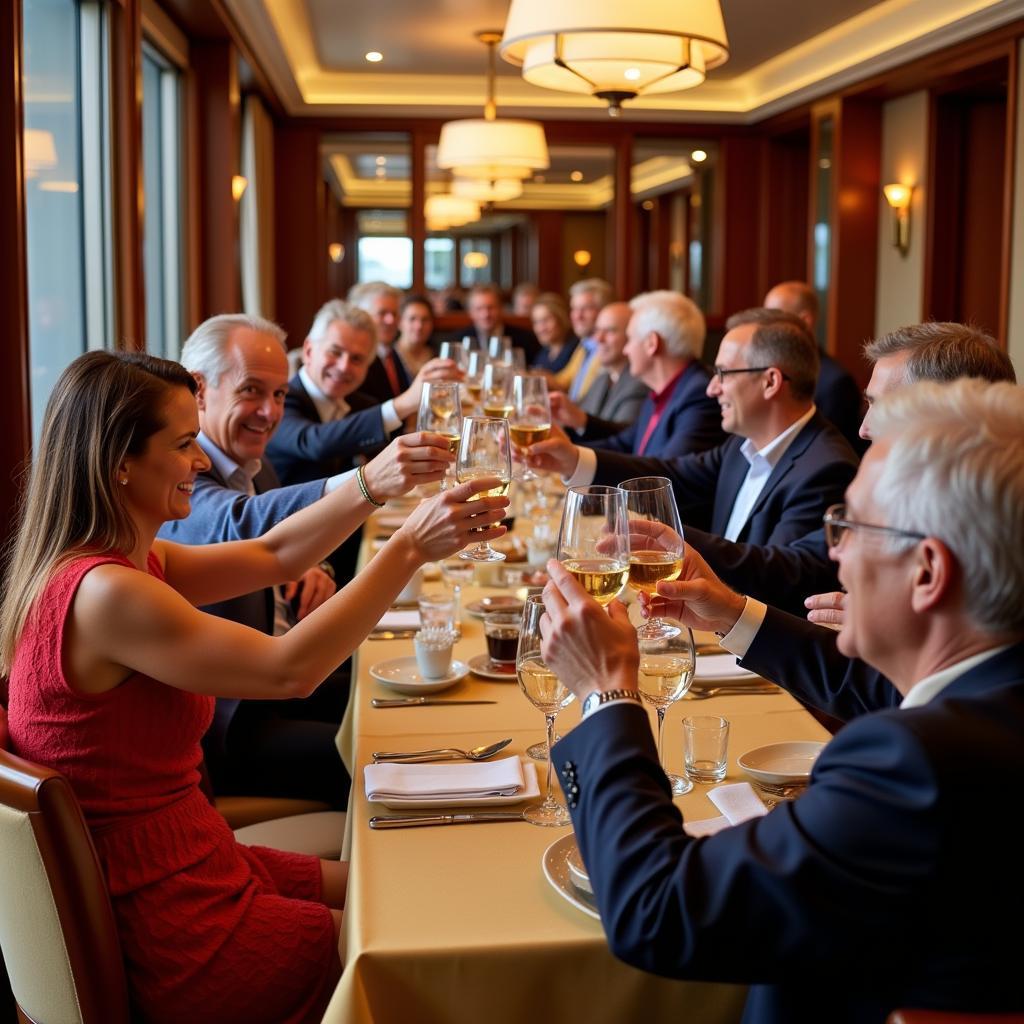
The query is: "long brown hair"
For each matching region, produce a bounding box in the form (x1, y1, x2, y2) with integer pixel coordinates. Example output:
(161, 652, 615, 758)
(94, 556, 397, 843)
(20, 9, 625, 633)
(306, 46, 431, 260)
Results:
(0, 351, 197, 673)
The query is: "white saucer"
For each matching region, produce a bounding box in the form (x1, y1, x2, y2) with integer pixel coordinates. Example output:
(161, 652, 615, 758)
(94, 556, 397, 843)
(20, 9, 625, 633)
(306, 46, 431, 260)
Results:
(542, 835, 600, 920)
(369, 656, 470, 695)
(468, 652, 518, 681)
(465, 595, 525, 618)
(738, 741, 825, 785)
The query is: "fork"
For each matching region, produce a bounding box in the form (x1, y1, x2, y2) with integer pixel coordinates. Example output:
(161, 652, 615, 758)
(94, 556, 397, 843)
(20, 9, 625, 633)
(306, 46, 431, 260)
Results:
(371, 738, 513, 763)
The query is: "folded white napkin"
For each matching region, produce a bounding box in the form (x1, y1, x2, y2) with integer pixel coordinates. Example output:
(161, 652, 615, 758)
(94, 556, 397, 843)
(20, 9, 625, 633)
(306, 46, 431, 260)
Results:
(694, 654, 759, 681)
(707, 782, 768, 824)
(374, 609, 421, 631)
(364, 755, 526, 801)
(682, 783, 768, 837)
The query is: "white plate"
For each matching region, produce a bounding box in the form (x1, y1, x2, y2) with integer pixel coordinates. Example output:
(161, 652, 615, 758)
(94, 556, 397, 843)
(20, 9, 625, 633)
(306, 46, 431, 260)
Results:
(369, 656, 469, 695)
(542, 835, 600, 920)
(374, 759, 540, 809)
(468, 652, 519, 682)
(738, 741, 825, 785)
(465, 596, 525, 618)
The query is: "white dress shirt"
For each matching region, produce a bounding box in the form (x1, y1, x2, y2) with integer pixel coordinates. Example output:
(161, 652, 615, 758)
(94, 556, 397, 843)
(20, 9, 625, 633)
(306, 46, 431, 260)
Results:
(299, 365, 403, 435)
(721, 405, 816, 542)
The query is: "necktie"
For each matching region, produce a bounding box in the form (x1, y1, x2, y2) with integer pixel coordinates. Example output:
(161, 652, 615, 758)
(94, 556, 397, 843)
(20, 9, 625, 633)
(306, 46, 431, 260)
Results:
(383, 350, 401, 396)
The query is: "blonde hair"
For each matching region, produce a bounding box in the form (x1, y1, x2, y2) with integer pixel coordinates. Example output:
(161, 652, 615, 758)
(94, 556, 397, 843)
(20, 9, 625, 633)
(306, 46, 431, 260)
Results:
(531, 293, 571, 338)
(0, 351, 197, 673)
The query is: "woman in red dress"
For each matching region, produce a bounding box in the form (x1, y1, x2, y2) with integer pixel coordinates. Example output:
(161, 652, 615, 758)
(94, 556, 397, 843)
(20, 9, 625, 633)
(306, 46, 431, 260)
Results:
(0, 351, 508, 1023)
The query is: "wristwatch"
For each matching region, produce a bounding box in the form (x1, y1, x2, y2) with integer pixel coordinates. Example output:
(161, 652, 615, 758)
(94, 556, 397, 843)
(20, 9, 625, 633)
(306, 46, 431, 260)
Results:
(581, 688, 641, 719)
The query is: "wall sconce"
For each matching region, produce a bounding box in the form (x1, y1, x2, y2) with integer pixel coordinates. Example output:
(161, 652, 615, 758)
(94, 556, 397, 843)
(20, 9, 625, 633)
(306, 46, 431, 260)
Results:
(463, 251, 489, 270)
(328, 242, 345, 264)
(231, 174, 248, 201)
(573, 249, 592, 268)
(883, 183, 913, 256)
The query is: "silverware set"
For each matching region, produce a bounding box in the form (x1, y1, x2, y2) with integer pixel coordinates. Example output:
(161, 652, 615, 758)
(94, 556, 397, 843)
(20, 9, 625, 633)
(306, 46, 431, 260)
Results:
(685, 681, 780, 700)
(369, 811, 527, 829)
(371, 697, 498, 708)
(372, 738, 512, 763)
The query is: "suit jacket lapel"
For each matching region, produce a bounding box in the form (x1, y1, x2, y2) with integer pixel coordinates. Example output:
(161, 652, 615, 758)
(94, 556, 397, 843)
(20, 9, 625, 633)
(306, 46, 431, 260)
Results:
(712, 441, 749, 534)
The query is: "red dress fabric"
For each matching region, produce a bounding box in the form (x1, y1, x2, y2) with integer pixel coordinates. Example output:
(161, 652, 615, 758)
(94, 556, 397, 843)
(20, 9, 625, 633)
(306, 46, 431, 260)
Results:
(7, 553, 341, 1024)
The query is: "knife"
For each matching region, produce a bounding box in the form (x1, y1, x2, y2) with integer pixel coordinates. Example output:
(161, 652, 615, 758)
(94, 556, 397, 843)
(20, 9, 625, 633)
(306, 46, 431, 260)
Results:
(371, 697, 498, 708)
(369, 811, 526, 828)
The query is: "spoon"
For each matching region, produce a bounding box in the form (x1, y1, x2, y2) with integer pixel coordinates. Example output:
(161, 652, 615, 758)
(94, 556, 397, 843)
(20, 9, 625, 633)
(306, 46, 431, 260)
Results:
(371, 738, 514, 764)
(684, 683, 779, 700)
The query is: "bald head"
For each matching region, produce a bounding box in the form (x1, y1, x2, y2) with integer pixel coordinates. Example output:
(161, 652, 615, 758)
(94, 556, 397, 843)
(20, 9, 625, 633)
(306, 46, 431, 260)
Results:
(764, 281, 818, 331)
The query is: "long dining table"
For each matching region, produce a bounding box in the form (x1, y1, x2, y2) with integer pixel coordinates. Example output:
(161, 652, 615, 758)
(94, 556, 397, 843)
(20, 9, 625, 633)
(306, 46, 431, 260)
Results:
(325, 502, 832, 1024)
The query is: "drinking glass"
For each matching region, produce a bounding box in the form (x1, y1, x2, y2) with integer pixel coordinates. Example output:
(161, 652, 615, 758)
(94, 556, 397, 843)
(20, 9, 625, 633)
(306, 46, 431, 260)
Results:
(509, 374, 551, 482)
(456, 416, 511, 562)
(637, 630, 697, 795)
(556, 485, 629, 607)
(620, 476, 685, 640)
(438, 340, 468, 373)
(517, 596, 574, 826)
(463, 349, 486, 409)
(481, 362, 512, 419)
(417, 381, 462, 489)
(487, 334, 511, 361)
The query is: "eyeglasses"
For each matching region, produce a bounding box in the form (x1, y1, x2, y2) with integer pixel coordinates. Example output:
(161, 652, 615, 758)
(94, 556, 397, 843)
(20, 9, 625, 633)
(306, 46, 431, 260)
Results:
(711, 366, 791, 384)
(823, 504, 927, 549)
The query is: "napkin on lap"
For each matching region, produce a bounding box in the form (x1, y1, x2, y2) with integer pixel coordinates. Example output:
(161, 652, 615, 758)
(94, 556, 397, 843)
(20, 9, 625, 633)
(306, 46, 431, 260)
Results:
(708, 782, 768, 824)
(365, 755, 525, 801)
(374, 609, 421, 631)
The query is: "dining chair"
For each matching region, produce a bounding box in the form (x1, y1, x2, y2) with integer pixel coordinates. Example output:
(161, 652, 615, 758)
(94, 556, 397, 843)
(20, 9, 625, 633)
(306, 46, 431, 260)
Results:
(888, 1011, 1024, 1023)
(0, 709, 132, 1024)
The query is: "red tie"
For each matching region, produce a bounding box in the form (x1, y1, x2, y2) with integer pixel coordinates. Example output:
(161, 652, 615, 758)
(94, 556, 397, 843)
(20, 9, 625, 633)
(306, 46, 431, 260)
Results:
(636, 409, 663, 456)
(383, 350, 401, 396)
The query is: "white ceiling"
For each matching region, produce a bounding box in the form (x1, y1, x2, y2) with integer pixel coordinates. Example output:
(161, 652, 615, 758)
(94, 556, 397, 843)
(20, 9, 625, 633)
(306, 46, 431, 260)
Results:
(225, 0, 1024, 121)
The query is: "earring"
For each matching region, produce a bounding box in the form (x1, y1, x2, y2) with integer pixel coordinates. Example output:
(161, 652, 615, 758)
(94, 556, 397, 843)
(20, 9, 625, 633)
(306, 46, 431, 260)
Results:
(120, 477, 128, 486)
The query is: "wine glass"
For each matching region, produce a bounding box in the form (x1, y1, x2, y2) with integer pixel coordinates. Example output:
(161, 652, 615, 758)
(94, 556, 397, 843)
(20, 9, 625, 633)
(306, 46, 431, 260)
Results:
(481, 362, 512, 419)
(487, 335, 511, 361)
(620, 476, 685, 640)
(463, 349, 486, 409)
(637, 630, 696, 795)
(509, 374, 551, 482)
(517, 596, 574, 826)
(438, 340, 468, 374)
(417, 381, 462, 490)
(556, 485, 629, 607)
(456, 416, 511, 563)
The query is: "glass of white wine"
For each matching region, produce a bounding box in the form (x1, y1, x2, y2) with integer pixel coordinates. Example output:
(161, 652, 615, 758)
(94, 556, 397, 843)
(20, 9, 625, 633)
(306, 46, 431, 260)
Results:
(438, 340, 469, 374)
(463, 349, 486, 409)
(481, 362, 513, 419)
(509, 374, 551, 482)
(556, 485, 629, 607)
(417, 381, 462, 490)
(517, 596, 574, 827)
(620, 476, 685, 640)
(638, 630, 696, 795)
(456, 416, 512, 562)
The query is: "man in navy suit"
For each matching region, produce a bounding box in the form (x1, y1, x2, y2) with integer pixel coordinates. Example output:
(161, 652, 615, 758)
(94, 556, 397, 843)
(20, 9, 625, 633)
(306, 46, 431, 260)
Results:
(528, 308, 858, 608)
(160, 313, 452, 803)
(540, 378, 1024, 1023)
(555, 290, 722, 459)
(765, 279, 864, 452)
(349, 281, 412, 403)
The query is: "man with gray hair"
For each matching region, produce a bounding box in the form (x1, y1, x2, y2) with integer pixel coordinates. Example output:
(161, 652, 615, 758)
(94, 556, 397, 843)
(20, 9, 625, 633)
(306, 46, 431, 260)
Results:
(349, 281, 412, 403)
(542, 378, 1024, 1022)
(267, 298, 438, 487)
(160, 312, 453, 804)
(564, 277, 615, 401)
(527, 307, 858, 573)
(548, 290, 721, 459)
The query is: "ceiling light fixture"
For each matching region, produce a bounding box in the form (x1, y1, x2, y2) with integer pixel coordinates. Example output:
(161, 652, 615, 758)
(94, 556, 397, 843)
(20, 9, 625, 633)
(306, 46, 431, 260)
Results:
(231, 174, 248, 201)
(425, 193, 480, 231)
(690, 149, 707, 163)
(452, 176, 523, 203)
(437, 30, 549, 181)
(570, 170, 583, 182)
(500, 0, 729, 117)
(365, 51, 383, 63)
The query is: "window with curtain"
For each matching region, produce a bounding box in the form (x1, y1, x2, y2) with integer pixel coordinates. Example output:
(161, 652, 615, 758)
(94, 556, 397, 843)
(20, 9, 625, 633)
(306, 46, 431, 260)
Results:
(22, 0, 114, 441)
(141, 40, 184, 359)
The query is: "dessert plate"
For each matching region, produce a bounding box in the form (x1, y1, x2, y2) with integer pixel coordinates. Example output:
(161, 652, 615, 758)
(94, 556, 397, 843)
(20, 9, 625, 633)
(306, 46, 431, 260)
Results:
(542, 835, 600, 920)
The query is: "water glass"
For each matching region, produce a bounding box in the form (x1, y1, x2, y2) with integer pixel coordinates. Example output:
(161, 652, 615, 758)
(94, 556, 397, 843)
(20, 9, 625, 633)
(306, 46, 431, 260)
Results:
(683, 715, 730, 783)
(417, 591, 458, 633)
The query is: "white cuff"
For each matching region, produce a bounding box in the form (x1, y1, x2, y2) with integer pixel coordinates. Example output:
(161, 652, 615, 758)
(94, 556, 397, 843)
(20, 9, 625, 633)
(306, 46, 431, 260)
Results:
(381, 400, 402, 434)
(563, 445, 597, 487)
(718, 598, 768, 658)
(323, 469, 356, 494)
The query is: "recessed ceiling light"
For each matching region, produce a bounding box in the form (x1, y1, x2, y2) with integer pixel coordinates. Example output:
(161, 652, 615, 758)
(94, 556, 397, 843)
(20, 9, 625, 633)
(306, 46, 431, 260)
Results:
(642, 200, 654, 211)
(570, 170, 583, 182)
(690, 149, 707, 163)
(375, 155, 386, 166)
(365, 51, 383, 63)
